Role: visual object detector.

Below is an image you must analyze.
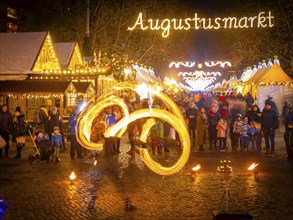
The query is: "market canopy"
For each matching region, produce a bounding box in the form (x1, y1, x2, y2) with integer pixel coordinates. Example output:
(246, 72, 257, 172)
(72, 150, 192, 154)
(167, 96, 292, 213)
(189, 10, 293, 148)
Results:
(258, 63, 293, 83)
(246, 66, 268, 83)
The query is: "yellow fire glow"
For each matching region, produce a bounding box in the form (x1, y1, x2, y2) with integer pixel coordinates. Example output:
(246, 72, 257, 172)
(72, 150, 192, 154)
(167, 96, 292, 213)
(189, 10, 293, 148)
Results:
(76, 82, 190, 175)
(248, 162, 259, 170)
(192, 164, 201, 171)
(69, 171, 76, 180)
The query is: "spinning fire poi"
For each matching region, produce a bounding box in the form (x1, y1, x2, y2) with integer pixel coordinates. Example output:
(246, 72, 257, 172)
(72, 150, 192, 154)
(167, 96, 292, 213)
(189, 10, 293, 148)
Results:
(75, 82, 190, 175)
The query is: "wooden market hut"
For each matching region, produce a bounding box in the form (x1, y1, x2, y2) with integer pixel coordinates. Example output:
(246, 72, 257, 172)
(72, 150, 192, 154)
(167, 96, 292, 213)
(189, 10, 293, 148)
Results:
(0, 32, 60, 80)
(0, 80, 77, 120)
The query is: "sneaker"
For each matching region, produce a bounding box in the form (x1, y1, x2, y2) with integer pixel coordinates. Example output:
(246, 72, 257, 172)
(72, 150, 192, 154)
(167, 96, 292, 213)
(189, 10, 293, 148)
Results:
(56, 157, 61, 162)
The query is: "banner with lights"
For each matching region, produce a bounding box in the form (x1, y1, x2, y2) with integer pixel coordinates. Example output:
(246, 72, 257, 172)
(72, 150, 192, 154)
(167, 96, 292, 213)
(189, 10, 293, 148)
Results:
(128, 12, 274, 37)
(169, 61, 232, 91)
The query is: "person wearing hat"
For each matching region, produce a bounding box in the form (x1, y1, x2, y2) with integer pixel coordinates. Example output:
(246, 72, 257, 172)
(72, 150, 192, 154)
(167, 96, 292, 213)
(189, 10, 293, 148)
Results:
(51, 126, 63, 162)
(261, 102, 279, 156)
(265, 96, 279, 115)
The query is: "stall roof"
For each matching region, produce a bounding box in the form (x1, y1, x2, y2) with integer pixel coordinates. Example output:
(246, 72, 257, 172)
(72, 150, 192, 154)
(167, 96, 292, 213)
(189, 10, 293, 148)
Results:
(246, 66, 268, 83)
(54, 43, 76, 69)
(72, 82, 94, 93)
(258, 63, 293, 83)
(0, 80, 72, 94)
(0, 32, 47, 74)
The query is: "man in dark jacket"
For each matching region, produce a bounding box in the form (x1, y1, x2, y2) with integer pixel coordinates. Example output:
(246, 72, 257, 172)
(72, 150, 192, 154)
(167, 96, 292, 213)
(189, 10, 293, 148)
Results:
(186, 102, 198, 146)
(0, 104, 12, 157)
(261, 102, 278, 156)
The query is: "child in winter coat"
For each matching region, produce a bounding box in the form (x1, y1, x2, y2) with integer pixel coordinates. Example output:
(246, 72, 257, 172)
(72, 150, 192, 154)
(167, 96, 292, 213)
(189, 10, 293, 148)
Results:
(232, 114, 243, 150)
(51, 126, 63, 162)
(240, 117, 249, 151)
(216, 118, 227, 150)
(247, 121, 258, 153)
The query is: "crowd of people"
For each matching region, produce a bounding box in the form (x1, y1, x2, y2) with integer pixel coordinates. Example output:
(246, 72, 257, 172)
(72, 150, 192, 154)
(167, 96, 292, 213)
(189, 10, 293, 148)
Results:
(0, 90, 292, 162)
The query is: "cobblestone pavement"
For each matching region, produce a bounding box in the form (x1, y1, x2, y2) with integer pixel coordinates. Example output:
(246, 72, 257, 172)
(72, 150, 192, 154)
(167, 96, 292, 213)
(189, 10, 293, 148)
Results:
(0, 134, 293, 220)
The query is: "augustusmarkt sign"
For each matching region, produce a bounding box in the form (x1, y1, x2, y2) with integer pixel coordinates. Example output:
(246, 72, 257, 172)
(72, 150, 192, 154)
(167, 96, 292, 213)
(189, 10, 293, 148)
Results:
(128, 11, 274, 38)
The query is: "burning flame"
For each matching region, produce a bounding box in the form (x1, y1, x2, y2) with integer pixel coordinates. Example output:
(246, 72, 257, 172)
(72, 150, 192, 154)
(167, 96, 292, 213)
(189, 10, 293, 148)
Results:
(94, 160, 97, 166)
(192, 164, 201, 171)
(69, 171, 76, 180)
(248, 163, 259, 171)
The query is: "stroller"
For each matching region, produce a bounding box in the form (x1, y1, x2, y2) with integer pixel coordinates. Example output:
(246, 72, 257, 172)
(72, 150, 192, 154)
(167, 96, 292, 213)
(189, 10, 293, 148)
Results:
(28, 129, 54, 163)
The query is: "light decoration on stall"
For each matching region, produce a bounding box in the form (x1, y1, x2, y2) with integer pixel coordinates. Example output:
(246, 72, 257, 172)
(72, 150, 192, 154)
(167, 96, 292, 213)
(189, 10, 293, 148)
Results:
(133, 64, 155, 76)
(33, 34, 60, 71)
(163, 77, 192, 94)
(204, 61, 231, 68)
(169, 60, 231, 91)
(169, 61, 195, 69)
(128, 11, 274, 38)
(7, 94, 64, 99)
(76, 82, 190, 176)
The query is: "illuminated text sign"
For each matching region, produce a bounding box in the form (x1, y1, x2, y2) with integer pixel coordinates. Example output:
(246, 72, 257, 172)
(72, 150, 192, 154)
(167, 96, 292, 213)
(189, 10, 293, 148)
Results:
(128, 12, 274, 38)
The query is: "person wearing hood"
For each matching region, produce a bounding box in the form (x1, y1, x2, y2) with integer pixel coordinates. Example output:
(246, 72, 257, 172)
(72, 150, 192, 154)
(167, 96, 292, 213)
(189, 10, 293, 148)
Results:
(12, 107, 25, 158)
(261, 102, 279, 156)
(265, 96, 279, 115)
(0, 104, 12, 158)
